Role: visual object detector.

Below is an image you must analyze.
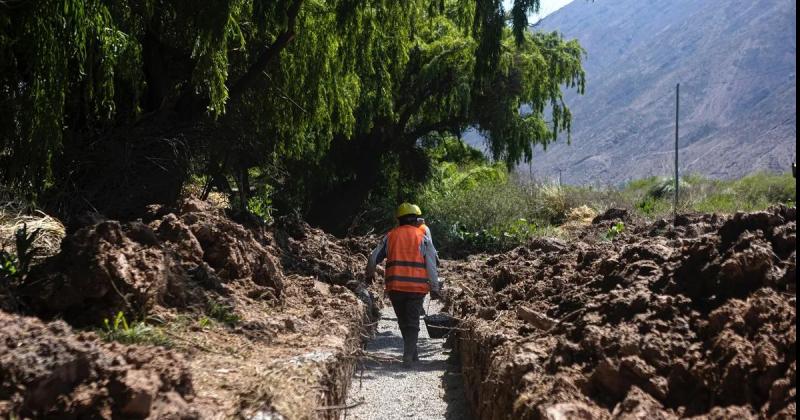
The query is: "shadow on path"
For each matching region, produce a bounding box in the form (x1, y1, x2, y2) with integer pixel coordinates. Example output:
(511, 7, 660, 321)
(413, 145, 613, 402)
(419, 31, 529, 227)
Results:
(347, 299, 472, 419)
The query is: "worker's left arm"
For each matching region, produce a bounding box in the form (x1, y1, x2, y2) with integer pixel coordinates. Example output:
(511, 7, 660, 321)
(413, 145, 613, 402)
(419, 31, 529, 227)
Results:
(421, 236, 440, 292)
(365, 236, 388, 281)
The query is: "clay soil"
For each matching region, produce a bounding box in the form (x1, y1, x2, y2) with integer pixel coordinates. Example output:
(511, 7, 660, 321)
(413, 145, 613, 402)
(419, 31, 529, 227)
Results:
(443, 206, 796, 419)
(1, 199, 380, 419)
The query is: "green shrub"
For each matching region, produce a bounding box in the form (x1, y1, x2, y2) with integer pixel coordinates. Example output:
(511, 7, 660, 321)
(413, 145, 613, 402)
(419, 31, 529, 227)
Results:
(420, 161, 569, 253)
(730, 172, 796, 209)
(247, 184, 274, 222)
(621, 172, 795, 217)
(646, 177, 692, 200)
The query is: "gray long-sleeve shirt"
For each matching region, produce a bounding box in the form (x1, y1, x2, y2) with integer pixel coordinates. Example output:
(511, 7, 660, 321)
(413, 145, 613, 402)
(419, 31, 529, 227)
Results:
(366, 232, 440, 293)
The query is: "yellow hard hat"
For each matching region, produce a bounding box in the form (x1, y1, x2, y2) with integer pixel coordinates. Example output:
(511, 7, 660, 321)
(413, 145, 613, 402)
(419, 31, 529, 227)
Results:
(395, 202, 422, 218)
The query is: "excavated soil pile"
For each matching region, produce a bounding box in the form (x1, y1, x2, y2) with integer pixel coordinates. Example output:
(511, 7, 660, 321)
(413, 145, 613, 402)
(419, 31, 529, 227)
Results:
(444, 206, 796, 419)
(17, 199, 283, 325)
(276, 216, 382, 318)
(2, 199, 380, 418)
(0, 311, 196, 419)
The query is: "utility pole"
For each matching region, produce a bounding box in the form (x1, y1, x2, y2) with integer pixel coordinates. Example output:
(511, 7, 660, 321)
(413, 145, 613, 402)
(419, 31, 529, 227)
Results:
(674, 83, 680, 225)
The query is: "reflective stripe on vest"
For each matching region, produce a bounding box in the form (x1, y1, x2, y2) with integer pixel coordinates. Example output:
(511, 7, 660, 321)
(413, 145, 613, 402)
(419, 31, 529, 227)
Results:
(386, 225, 430, 294)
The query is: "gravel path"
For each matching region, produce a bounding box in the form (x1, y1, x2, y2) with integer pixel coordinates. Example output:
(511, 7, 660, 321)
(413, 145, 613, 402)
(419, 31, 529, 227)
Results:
(346, 296, 470, 420)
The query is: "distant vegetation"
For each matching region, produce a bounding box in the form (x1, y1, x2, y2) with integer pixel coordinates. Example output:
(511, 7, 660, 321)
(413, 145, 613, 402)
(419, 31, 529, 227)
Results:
(619, 172, 796, 216)
(416, 140, 796, 254)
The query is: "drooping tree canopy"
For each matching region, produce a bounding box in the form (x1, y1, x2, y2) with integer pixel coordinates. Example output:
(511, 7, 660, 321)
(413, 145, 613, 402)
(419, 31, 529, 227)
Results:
(0, 0, 584, 228)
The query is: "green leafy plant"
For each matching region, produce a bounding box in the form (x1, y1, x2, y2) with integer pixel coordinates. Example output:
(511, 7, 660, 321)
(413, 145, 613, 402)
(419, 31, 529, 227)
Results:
(206, 300, 240, 326)
(246, 184, 274, 223)
(0, 251, 18, 280)
(604, 221, 626, 241)
(100, 311, 171, 347)
(14, 223, 41, 274)
(636, 197, 657, 216)
(1, 223, 41, 282)
(197, 316, 212, 329)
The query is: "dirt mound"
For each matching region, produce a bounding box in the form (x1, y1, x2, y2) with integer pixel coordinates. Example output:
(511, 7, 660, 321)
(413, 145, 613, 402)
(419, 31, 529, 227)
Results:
(275, 216, 382, 317)
(18, 199, 283, 325)
(276, 216, 372, 284)
(0, 310, 197, 419)
(445, 206, 796, 419)
(592, 208, 630, 224)
(4, 199, 381, 418)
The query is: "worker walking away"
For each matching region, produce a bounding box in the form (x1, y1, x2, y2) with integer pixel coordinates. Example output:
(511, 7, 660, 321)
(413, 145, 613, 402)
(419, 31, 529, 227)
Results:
(366, 203, 441, 365)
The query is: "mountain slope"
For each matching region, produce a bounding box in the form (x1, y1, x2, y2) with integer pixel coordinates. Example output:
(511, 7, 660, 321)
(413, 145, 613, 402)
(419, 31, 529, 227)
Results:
(521, 0, 796, 185)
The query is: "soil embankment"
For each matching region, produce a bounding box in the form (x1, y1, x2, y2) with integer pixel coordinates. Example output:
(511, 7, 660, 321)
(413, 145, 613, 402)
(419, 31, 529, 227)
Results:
(1, 199, 380, 419)
(444, 207, 796, 419)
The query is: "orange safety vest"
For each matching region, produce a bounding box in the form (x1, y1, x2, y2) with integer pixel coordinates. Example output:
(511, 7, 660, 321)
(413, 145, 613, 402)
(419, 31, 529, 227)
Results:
(419, 224, 430, 235)
(385, 225, 430, 294)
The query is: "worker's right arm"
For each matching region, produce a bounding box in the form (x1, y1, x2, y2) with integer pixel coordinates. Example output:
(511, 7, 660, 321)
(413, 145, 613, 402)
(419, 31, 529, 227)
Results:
(365, 236, 388, 281)
(421, 236, 440, 293)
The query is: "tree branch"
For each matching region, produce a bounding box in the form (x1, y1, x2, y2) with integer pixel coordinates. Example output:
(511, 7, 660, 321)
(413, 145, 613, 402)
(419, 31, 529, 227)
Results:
(227, 0, 304, 103)
(403, 117, 464, 143)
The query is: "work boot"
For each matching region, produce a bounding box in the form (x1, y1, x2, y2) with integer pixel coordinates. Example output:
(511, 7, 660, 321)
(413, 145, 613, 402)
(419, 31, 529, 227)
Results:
(403, 329, 419, 365)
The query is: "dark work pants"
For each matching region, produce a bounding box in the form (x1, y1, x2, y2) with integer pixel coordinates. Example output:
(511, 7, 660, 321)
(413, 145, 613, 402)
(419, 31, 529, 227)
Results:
(388, 291, 426, 360)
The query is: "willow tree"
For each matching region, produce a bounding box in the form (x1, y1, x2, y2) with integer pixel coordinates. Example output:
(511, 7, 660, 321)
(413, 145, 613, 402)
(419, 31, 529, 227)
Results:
(0, 0, 584, 223)
(295, 1, 585, 231)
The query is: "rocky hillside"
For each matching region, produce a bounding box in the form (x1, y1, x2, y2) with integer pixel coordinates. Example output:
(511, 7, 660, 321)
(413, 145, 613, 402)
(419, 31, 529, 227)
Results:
(522, 0, 797, 185)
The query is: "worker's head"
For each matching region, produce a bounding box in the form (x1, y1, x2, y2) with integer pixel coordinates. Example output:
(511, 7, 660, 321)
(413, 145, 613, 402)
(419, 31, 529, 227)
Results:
(415, 217, 425, 227)
(395, 202, 422, 225)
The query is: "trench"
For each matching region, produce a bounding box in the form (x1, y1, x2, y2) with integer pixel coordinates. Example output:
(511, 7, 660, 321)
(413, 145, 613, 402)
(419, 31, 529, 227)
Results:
(343, 296, 471, 419)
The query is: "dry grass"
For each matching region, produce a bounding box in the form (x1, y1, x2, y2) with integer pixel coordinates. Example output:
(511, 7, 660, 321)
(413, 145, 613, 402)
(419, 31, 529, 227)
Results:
(0, 201, 65, 260)
(558, 205, 599, 235)
(158, 274, 370, 419)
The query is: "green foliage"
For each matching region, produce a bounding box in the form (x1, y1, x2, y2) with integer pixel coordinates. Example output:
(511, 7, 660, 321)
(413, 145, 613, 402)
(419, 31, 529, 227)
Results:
(645, 177, 692, 200)
(691, 172, 796, 213)
(603, 221, 625, 241)
(423, 134, 486, 166)
(2, 0, 585, 228)
(419, 144, 567, 253)
(197, 316, 213, 329)
(635, 196, 670, 217)
(420, 161, 795, 254)
(0, 224, 41, 282)
(642, 172, 796, 216)
(0, 251, 18, 280)
(246, 184, 274, 222)
(100, 311, 171, 347)
(206, 300, 240, 326)
(560, 172, 796, 219)
(0, 0, 142, 194)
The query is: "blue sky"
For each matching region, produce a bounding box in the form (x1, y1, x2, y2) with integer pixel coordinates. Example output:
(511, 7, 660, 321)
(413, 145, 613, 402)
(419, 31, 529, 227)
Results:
(502, 0, 573, 20)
